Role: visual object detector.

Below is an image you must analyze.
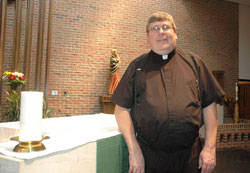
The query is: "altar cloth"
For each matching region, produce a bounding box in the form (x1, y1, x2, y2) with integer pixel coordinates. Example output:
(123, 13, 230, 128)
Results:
(0, 113, 120, 160)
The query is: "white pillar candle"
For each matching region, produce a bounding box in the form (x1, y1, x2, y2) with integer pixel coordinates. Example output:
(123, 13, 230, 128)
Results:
(19, 91, 43, 142)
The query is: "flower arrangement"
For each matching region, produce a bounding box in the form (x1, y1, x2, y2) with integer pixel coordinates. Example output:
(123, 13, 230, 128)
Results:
(1, 70, 26, 122)
(2, 71, 26, 90)
(1, 70, 54, 121)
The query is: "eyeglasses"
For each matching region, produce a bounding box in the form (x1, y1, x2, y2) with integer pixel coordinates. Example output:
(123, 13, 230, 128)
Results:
(150, 25, 172, 32)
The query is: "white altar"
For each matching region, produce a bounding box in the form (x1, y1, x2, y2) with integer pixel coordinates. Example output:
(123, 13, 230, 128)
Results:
(0, 114, 128, 173)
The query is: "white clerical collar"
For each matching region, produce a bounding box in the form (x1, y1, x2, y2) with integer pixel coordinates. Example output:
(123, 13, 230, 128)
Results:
(162, 54, 168, 60)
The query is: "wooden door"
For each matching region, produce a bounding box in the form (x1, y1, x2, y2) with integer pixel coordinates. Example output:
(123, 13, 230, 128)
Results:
(239, 81, 250, 120)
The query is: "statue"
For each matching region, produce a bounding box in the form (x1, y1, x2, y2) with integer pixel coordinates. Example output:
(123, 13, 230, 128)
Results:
(108, 49, 121, 94)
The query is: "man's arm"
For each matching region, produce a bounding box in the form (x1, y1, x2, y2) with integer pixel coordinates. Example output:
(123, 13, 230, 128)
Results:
(198, 102, 217, 173)
(114, 105, 145, 173)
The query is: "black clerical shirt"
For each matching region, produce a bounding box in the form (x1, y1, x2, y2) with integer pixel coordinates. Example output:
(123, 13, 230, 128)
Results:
(111, 47, 224, 151)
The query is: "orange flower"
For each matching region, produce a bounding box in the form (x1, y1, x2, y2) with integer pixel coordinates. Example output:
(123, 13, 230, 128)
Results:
(19, 75, 25, 80)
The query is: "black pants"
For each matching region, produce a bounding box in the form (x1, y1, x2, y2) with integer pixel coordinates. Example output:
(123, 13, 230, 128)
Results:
(138, 137, 202, 173)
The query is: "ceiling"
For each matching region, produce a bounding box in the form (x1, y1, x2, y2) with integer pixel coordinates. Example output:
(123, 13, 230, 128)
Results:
(225, 0, 250, 6)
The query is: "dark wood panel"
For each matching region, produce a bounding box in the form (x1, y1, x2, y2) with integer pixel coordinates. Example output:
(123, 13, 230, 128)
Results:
(44, 0, 53, 103)
(35, 0, 46, 91)
(0, 0, 7, 104)
(12, 0, 22, 70)
(239, 81, 250, 120)
(23, 0, 34, 91)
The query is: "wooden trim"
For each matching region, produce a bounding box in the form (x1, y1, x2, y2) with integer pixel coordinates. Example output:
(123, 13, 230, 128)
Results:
(0, 0, 7, 104)
(23, 0, 34, 91)
(35, 0, 46, 91)
(12, 0, 22, 70)
(44, 0, 53, 102)
(238, 80, 250, 85)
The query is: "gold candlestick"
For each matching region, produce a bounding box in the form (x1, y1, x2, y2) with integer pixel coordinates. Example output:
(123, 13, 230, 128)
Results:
(11, 136, 49, 153)
(233, 82, 239, 123)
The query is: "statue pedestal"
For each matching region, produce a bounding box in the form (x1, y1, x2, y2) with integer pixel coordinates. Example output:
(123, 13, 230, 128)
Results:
(100, 96, 115, 114)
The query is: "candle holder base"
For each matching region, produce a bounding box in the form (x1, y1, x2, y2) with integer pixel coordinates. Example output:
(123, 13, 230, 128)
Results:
(11, 136, 49, 153)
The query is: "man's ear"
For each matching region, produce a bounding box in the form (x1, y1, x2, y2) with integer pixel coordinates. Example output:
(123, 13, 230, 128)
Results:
(174, 29, 178, 39)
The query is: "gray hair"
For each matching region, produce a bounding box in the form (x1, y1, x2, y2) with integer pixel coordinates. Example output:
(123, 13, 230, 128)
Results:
(146, 12, 176, 33)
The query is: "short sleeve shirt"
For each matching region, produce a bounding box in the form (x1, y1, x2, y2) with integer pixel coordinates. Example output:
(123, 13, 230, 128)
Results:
(111, 47, 225, 150)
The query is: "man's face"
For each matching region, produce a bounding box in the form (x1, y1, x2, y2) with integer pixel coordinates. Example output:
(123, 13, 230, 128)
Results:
(147, 21, 177, 55)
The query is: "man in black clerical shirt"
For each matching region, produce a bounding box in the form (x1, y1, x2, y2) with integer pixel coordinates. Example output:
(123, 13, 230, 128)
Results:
(111, 11, 224, 173)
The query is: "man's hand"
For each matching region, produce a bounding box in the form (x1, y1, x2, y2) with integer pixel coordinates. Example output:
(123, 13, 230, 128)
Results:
(113, 105, 145, 173)
(198, 145, 216, 173)
(200, 102, 218, 173)
(128, 146, 145, 173)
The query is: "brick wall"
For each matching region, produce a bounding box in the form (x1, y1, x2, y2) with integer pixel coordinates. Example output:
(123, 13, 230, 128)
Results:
(1, 0, 238, 117)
